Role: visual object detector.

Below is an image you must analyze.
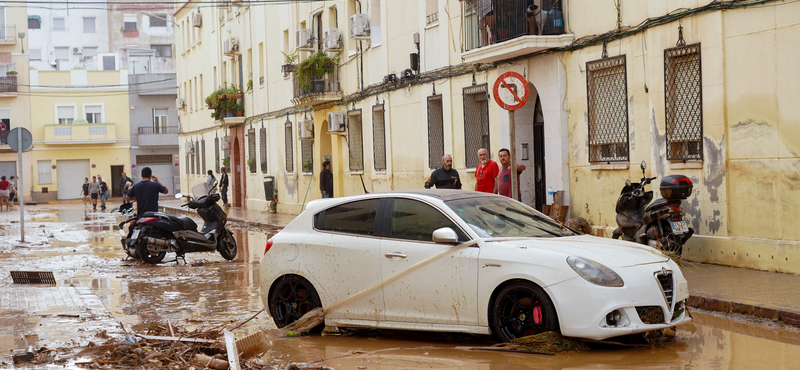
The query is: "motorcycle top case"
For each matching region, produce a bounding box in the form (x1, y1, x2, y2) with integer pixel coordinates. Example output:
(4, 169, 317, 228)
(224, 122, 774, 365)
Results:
(660, 175, 693, 200)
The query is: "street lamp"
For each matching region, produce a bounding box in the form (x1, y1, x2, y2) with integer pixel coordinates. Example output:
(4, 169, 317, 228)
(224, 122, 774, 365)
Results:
(18, 31, 24, 54)
(141, 11, 178, 26)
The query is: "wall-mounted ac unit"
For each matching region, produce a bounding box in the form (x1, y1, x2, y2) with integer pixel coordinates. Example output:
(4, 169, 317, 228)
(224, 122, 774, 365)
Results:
(223, 37, 239, 56)
(327, 112, 346, 133)
(297, 28, 313, 50)
(350, 14, 370, 39)
(221, 136, 231, 151)
(192, 13, 202, 27)
(176, 98, 185, 110)
(72, 47, 82, 54)
(298, 119, 314, 140)
(185, 141, 195, 154)
(324, 28, 342, 50)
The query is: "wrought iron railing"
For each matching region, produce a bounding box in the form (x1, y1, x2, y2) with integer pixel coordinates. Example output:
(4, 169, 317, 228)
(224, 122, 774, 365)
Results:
(0, 75, 17, 92)
(293, 69, 339, 98)
(463, 0, 566, 51)
(138, 126, 179, 134)
(0, 25, 17, 42)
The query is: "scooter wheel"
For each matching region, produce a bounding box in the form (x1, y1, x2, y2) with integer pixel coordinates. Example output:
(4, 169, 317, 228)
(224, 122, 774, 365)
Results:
(136, 233, 167, 264)
(217, 229, 238, 261)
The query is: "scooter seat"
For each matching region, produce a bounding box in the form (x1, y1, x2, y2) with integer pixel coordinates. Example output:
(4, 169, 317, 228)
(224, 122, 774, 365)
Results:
(141, 211, 198, 231)
(644, 198, 668, 212)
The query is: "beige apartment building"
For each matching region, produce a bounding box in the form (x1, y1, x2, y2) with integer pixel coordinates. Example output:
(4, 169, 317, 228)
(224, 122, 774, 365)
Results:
(174, 0, 800, 274)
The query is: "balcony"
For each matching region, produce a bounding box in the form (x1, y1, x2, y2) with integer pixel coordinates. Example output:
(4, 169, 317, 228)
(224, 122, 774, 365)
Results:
(0, 75, 17, 94)
(460, 0, 574, 64)
(291, 69, 342, 108)
(0, 25, 17, 45)
(44, 122, 118, 144)
(138, 126, 179, 147)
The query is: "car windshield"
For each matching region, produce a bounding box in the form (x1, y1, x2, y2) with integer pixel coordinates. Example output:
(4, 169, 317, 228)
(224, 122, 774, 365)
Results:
(445, 196, 575, 238)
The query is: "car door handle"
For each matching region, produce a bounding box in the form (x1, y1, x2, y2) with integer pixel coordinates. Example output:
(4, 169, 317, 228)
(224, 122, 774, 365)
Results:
(384, 252, 407, 259)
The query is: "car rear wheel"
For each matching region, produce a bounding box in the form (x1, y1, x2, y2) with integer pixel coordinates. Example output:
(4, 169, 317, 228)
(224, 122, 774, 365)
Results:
(490, 281, 559, 342)
(268, 275, 323, 331)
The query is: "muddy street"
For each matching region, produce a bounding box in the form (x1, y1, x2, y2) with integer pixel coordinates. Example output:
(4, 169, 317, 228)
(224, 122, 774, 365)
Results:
(2, 203, 800, 369)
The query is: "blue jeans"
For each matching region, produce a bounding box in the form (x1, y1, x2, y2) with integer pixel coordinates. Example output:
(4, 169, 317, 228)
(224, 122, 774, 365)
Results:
(221, 186, 228, 204)
(121, 189, 128, 203)
(100, 190, 109, 207)
(321, 192, 332, 198)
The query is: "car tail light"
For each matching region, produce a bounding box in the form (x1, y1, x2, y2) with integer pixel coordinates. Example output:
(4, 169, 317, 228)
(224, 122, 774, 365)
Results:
(666, 204, 682, 213)
(138, 217, 158, 223)
(264, 239, 273, 255)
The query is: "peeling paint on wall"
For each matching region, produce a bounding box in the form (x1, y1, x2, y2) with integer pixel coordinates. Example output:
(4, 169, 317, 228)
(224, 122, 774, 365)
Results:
(704, 136, 726, 203)
(707, 209, 722, 235)
(685, 176, 702, 233)
(649, 109, 666, 177)
(628, 96, 635, 153)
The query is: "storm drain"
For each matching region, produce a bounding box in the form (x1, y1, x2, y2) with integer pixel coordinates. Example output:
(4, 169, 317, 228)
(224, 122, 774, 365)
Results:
(10, 271, 56, 285)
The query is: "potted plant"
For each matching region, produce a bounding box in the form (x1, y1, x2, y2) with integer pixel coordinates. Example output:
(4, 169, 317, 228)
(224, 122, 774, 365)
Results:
(247, 157, 256, 171)
(302, 162, 313, 173)
(245, 79, 253, 93)
(223, 97, 236, 117)
(295, 51, 339, 93)
(222, 157, 230, 169)
(281, 49, 298, 73)
(5, 70, 17, 75)
(269, 194, 278, 213)
(235, 101, 244, 116)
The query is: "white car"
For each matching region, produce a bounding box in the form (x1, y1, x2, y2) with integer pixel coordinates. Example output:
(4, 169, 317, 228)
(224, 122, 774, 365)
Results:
(259, 190, 690, 341)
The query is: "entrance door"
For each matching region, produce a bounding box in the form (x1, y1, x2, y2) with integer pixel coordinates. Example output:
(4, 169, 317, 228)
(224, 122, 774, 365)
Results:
(533, 96, 546, 212)
(0, 161, 16, 179)
(57, 159, 90, 200)
(110, 165, 123, 197)
(233, 137, 242, 207)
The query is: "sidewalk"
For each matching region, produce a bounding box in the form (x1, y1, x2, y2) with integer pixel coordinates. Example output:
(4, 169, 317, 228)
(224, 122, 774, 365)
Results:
(158, 201, 800, 329)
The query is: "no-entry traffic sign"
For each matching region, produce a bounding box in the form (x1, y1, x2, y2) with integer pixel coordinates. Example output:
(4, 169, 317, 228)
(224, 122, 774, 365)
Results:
(493, 72, 530, 111)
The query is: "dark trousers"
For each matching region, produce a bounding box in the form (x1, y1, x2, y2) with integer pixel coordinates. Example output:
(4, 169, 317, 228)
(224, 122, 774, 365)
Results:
(221, 186, 228, 204)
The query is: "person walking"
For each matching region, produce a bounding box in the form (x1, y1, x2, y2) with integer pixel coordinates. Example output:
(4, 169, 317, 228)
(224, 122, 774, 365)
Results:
(206, 170, 217, 194)
(88, 176, 100, 211)
(8, 175, 16, 205)
(0, 176, 9, 211)
(474, 148, 499, 193)
(319, 160, 333, 198)
(424, 155, 462, 189)
(98, 175, 110, 210)
(119, 172, 132, 203)
(81, 177, 90, 207)
(126, 167, 169, 219)
(495, 148, 526, 200)
(219, 167, 229, 209)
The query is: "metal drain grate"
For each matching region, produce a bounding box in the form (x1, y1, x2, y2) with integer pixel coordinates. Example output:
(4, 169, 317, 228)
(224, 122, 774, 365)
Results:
(11, 271, 56, 285)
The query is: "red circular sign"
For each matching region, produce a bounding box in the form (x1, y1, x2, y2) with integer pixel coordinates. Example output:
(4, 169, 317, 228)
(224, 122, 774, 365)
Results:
(493, 72, 530, 111)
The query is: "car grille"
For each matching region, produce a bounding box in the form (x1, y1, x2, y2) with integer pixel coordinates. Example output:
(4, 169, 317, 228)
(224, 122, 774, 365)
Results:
(636, 306, 665, 324)
(656, 271, 674, 308)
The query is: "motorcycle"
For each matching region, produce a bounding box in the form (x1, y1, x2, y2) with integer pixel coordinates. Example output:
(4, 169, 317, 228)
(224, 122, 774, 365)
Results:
(115, 202, 140, 259)
(121, 183, 237, 264)
(612, 161, 694, 256)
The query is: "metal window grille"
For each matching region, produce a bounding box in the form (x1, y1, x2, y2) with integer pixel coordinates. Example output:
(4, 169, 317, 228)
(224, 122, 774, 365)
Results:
(248, 128, 256, 173)
(136, 155, 171, 163)
(665, 43, 703, 161)
(463, 84, 490, 168)
(185, 153, 190, 174)
(301, 140, 313, 173)
(284, 120, 294, 172)
(37, 160, 52, 184)
(201, 139, 206, 173)
(195, 140, 201, 174)
(260, 127, 268, 172)
(587, 55, 629, 163)
(348, 110, 364, 171)
(215, 137, 220, 173)
(427, 95, 444, 169)
(372, 104, 387, 171)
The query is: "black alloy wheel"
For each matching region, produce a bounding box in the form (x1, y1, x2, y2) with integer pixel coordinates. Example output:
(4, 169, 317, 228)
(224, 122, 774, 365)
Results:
(268, 275, 323, 330)
(217, 229, 238, 260)
(490, 281, 559, 342)
(136, 230, 167, 264)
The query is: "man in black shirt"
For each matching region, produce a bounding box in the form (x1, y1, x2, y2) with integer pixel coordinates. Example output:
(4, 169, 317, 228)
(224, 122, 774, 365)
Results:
(424, 155, 462, 189)
(319, 160, 333, 198)
(126, 167, 169, 219)
(219, 166, 229, 209)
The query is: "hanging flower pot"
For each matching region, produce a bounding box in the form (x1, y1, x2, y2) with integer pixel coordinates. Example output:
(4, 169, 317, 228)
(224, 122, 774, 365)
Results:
(225, 94, 235, 99)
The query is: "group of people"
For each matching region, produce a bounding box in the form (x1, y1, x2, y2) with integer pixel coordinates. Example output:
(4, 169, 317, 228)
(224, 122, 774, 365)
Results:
(424, 147, 526, 199)
(206, 167, 230, 208)
(0, 175, 17, 211)
(81, 175, 114, 211)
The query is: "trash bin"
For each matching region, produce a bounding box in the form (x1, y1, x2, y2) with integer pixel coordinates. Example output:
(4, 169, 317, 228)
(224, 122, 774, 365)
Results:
(263, 176, 275, 200)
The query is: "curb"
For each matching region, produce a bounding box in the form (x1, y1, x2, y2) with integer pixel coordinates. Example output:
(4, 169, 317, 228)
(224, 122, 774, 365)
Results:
(687, 295, 800, 328)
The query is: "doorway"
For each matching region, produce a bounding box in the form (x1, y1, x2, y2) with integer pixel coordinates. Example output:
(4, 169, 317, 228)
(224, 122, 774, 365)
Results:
(533, 96, 546, 211)
(110, 165, 123, 197)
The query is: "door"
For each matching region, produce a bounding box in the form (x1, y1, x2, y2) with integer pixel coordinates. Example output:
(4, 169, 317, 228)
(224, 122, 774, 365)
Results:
(147, 163, 174, 196)
(56, 159, 90, 200)
(110, 165, 123, 197)
(0, 161, 15, 179)
(533, 96, 546, 211)
(233, 137, 242, 207)
(380, 198, 480, 326)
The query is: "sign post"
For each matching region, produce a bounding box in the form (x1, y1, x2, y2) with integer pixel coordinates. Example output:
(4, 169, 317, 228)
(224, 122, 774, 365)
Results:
(8, 127, 32, 243)
(492, 72, 530, 201)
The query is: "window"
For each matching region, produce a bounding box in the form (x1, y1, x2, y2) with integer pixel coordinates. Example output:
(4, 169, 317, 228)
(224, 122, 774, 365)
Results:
(28, 17, 41, 29)
(284, 119, 294, 172)
(348, 110, 364, 171)
(195, 140, 201, 175)
(30, 49, 42, 61)
(463, 84, 490, 168)
(318, 199, 380, 236)
(214, 137, 220, 173)
(586, 55, 629, 163)
(462, 1, 481, 51)
(151, 44, 172, 57)
(248, 128, 256, 173)
(372, 104, 386, 171)
(53, 17, 65, 31)
(260, 127, 267, 172)
(185, 153, 190, 175)
(55, 47, 69, 60)
(38, 160, 52, 184)
(665, 43, 703, 161)
(390, 198, 462, 242)
(84, 105, 102, 123)
(258, 42, 264, 85)
(427, 94, 444, 169)
(83, 17, 96, 32)
(153, 108, 168, 132)
(301, 141, 313, 174)
(56, 106, 75, 124)
(149, 14, 167, 27)
(202, 139, 206, 173)
(426, 0, 439, 25)
(123, 14, 137, 30)
(370, 0, 382, 44)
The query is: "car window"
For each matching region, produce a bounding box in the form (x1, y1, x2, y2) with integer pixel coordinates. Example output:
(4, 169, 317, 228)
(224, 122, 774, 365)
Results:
(445, 196, 575, 238)
(319, 199, 380, 236)
(390, 198, 463, 242)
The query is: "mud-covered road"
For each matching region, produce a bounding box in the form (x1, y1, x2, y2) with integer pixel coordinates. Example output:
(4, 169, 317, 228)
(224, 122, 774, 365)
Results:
(2, 203, 800, 369)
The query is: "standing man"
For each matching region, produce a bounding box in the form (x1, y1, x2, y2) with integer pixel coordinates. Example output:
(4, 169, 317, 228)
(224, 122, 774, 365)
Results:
(319, 160, 333, 198)
(119, 172, 132, 203)
(97, 175, 110, 210)
(126, 167, 168, 219)
(495, 148, 526, 200)
(424, 155, 462, 189)
(219, 166, 229, 209)
(81, 178, 90, 208)
(88, 176, 100, 211)
(474, 148, 499, 193)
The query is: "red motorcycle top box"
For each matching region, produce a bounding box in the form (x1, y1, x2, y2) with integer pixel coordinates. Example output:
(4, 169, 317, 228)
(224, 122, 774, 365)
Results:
(660, 175, 693, 200)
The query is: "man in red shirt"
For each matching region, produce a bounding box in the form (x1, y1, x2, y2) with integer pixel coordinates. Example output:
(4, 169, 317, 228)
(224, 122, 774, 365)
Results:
(474, 148, 499, 193)
(495, 148, 526, 200)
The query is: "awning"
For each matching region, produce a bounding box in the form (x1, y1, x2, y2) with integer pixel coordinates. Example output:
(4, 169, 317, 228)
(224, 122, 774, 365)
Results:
(28, 15, 41, 22)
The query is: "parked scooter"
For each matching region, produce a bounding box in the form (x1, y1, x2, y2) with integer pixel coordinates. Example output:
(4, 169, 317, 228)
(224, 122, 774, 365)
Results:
(612, 161, 694, 256)
(122, 183, 237, 264)
(114, 202, 140, 259)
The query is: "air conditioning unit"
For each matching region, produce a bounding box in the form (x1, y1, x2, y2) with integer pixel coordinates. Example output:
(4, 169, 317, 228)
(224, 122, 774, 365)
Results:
(221, 136, 231, 151)
(223, 37, 239, 56)
(72, 47, 82, 54)
(176, 98, 185, 110)
(324, 28, 342, 50)
(185, 142, 195, 154)
(192, 12, 202, 27)
(350, 14, 370, 39)
(298, 119, 314, 140)
(327, 112, 346, 133)
(297, 28, 313, 50)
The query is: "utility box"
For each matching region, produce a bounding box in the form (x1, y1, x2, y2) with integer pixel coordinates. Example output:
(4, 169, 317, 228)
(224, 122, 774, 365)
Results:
(263, 176, 276, 200)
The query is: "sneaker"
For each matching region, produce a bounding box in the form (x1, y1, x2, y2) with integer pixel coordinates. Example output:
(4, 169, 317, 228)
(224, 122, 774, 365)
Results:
(102, 206, 106, 210)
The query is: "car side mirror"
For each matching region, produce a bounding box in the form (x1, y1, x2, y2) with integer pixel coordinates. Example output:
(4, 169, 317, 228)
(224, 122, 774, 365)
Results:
(432, 227, 459, 244)
(175, 193, 183, 199)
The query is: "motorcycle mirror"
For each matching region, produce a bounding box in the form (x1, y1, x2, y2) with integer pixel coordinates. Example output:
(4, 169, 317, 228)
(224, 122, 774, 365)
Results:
(640, 161, 646, 171)
(175, 193, 183, 199)
(625, 179, 632, 187)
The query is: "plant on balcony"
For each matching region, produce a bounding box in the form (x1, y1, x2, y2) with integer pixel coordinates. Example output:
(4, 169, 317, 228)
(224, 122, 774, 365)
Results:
(247, 157, 256, 171)
(302, 162, 313, 173)
(245, 79, 253, 93)
(5, 71, 17, 75)
(295, 51, 339, 93)
(222, 156, 230, 169)
(206, 87, 226, 120)
(281, 49, 299, 73)
(222, 96, 237, 117)
(234, 101, 244, 117)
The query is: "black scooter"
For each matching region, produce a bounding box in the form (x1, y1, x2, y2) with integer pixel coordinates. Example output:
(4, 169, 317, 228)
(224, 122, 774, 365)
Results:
(612, 161, 694, 256)
(122, 186, 237, 264)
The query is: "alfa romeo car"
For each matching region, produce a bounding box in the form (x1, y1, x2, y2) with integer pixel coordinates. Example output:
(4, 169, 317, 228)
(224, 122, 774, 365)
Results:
(259, 190, 690, 341)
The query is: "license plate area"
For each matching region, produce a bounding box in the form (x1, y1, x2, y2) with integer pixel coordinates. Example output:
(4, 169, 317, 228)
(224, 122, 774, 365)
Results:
(131, 229, 141, 240)
(670, 220, 688, 235)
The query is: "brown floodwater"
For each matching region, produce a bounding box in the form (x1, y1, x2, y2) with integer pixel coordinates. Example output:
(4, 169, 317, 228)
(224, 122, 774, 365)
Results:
(2, 204, 800, 369)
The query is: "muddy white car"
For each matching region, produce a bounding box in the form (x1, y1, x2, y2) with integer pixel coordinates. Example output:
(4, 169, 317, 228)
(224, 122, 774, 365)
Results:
(259, 190, 690, 341)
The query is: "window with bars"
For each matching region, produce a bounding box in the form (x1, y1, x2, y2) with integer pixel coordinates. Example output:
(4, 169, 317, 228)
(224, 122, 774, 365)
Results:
(587, 55, 629, 163)
(301, 140, 313, 174)
(38, 160, 52, 184)
(427, 95, 444, 169)
(201, 139, 206, 173)
(463, 84, 490, 168)
(665, 43, 703, 161)
(185, 153, 190, 174)
(136, 155, 171, 163)
(215, 137, 220, 173)
(260, 127, 268, 172)
(195, 140, 201, 174)
(372, 104, 387, 171)
(348, 110, 364, 171)
(248, 128, 256, 173)
(284, 120, 294, 172)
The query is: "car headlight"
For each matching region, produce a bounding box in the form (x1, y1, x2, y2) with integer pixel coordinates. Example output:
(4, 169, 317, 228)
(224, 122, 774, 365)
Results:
(567, 256, 624, 287)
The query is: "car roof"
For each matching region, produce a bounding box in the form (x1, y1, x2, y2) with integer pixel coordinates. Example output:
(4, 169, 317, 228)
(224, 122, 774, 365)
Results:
(379, 189, 504, 202)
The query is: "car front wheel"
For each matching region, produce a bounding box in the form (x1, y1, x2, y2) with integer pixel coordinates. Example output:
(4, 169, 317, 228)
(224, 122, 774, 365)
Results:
(268, 275, 323, 330)
(490, 281, 559, 342)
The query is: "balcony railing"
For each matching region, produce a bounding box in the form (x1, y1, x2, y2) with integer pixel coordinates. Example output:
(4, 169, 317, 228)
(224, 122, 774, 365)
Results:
(0, 25, 17, 43)
(44, 123, 117, 143)
(0, 75, 17, 92)
(138, 126, 179, 135)
(291, 69, 341, 107)
(463, 0, 566, 51)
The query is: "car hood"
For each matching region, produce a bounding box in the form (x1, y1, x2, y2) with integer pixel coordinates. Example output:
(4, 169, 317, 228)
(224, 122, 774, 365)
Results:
(486, 235, 669, 267)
